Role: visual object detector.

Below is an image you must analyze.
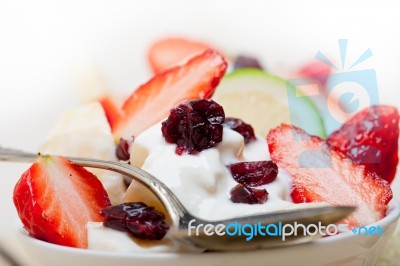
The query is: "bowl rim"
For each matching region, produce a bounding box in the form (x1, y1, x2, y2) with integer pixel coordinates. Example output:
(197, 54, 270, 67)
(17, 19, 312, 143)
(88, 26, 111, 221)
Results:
(16, 199, 400, 259)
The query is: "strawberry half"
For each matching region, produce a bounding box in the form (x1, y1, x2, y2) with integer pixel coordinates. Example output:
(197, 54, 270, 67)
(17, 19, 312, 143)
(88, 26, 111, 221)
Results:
(267, 124, 392, 228)
(148, 37, 212, 73)
(327, 105, 399, 184)
(13, 155, 111, 248)
(114, 49, 227, 138)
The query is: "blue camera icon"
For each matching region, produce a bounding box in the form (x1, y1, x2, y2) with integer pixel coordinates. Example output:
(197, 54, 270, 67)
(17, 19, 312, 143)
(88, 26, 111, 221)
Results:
(288, 68, 379, 134)
(286, 40, 381, 168)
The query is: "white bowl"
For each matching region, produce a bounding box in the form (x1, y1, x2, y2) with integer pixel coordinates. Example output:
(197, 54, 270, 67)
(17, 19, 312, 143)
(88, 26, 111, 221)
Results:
(16, 200, 400, 266)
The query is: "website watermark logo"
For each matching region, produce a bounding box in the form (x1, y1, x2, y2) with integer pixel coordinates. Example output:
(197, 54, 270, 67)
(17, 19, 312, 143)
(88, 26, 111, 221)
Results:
(351, 225, 384, 236)
(288, 39, 379, 131)
(287, 39, 381, 166)
(187, 219, 383, 241)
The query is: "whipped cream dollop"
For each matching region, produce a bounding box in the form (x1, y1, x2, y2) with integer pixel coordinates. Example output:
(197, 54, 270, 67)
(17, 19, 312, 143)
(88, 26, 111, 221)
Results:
(125, 122, 294, 220)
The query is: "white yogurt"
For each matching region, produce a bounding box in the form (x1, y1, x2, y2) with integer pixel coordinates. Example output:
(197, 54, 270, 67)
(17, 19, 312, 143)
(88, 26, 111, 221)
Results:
(126, 123, 294, 221)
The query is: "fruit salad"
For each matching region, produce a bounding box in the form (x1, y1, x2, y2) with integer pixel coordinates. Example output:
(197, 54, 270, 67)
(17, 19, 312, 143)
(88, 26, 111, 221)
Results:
(12, 37, 399, 253)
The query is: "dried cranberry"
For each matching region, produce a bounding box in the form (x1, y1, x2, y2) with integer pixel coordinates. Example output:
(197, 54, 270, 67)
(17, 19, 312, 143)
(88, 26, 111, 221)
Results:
(101, 202, 169, 240)
(161, 99, 225, 155)
(230, 184, 268, 204)
(116, 136, 135, 161)
(223, 117, 256, 144)
(228, 161, 278, 186)
(233, 55, 264, 70)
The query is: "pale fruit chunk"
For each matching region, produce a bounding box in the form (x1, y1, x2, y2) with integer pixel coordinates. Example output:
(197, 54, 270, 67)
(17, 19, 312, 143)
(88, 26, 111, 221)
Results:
(125, 124, 245, 218)
(87, 222, 177, 253)
(87, 222, 202, 253)
(39, 102, 126, 204)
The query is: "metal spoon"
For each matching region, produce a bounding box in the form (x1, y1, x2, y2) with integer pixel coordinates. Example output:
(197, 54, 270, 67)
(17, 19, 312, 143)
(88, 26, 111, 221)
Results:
(0, 245, 21, 266)
(0, 147, 355, 251)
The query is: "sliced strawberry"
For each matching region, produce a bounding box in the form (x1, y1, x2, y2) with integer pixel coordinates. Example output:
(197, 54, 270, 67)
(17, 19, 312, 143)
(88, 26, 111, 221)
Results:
(267, 124, 392, 228)
(114, 49, 227, 139)
(296, 60, 331, 87)
(99, 96, 122, 131)
(148, 37, 212, 73)
(327, 105, 399, 184)
(13, 155, 111, 248)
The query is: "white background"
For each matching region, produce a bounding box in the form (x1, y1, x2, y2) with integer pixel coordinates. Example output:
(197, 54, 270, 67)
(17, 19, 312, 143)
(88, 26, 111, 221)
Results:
(1, 0, 399, 149)
(0, 0, 399, 264)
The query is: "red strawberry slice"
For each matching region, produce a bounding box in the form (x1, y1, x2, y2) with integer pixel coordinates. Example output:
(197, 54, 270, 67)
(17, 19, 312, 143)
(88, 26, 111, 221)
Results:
(99, 96, 122, 131)
(267, 124, 392, 228)
(327, 105, 399, 184)
(148, 37, 212, 73)
(114, 49, 227, 138)
(13, 155, 111, 248)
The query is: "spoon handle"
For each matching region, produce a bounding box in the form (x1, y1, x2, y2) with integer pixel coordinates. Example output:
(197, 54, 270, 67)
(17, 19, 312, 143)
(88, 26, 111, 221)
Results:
(0, 146, 188, 228)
